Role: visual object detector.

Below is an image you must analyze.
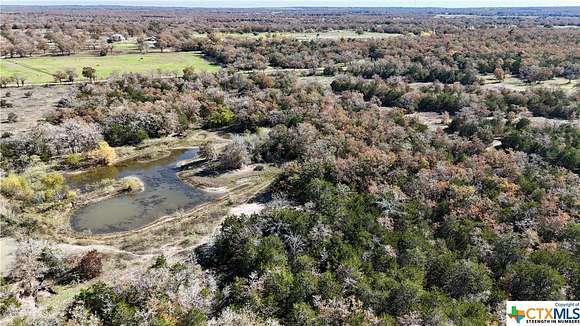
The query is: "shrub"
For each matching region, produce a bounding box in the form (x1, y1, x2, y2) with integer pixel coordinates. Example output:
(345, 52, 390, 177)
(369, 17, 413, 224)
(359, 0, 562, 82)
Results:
(219, 137, 250, 170)
(443, 260, 492, 299)
(70, 282, 118, 323)
(183, 307, 208, 326)
(526, 88, 576, 119)
(323, 66, 337, 76)
(101, 108, 173, 146)
(0, 100, 12, 108)
(151, 255, 167, 269)
(0, 294, 20, 317)
(77, 250, 103, 281)
(6, 112, 17, 123)
(65, 68, 77, 82)
(489, 233, 523, 275)
(206, 105, 235, 128)
(53, 70, 67, 83)
(93, 141, 116, 165)
(120, 176, 144, 193)
(40, 247, 68, 279)
(40, 172, 66, 201)
(200, 142, 218, 161)
(183, 66, 196, 80)
(66, 190, 77, 202)
(82, 66, 97, 81)
(42, 172, 65, 190)
(0, 174, 31, 199)
(65, 153, 83, 168)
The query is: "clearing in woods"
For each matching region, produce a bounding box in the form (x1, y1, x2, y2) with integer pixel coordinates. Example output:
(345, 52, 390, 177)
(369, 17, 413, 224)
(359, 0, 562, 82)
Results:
(204, 30, 404, 40)
(0, 51, 219, 84)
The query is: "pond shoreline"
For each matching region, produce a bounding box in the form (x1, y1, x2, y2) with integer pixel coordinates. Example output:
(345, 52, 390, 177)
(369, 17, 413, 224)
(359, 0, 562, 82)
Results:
(67, 147, 215, 235)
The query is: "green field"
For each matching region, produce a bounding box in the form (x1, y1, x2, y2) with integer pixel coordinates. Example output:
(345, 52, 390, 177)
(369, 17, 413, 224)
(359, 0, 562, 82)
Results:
(110, 40, 139, 51)
(0, 52, 219, 84)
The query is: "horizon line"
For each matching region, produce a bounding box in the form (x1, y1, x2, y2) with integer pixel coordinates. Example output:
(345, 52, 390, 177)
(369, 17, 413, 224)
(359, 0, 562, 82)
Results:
(1, 4, 580, 9)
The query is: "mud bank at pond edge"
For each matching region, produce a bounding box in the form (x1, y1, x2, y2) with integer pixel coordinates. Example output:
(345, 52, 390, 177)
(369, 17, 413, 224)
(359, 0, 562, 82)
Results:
(0, 237, 17, 275)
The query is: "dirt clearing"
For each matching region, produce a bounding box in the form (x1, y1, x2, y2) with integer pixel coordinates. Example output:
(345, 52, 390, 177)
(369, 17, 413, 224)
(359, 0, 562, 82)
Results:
(0, 85, 72, 135)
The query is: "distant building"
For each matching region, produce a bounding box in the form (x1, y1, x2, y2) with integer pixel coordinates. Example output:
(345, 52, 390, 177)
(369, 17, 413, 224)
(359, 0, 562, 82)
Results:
(108, 34, 126, 42)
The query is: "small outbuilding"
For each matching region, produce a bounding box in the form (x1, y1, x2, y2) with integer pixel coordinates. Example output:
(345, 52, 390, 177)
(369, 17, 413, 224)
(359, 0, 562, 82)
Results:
(108, 33, 126, 42)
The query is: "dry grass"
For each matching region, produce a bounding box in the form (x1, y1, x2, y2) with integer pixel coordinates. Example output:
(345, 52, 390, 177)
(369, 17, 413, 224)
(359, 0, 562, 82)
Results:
(1, 128, 280, 321)
(480, 74, 579, 94)
(208, 30, 403, 40)
(0, 84, 71, 135)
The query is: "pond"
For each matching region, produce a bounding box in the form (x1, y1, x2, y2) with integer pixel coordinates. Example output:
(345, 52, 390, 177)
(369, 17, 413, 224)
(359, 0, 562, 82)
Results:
(68, 148, 215, 234)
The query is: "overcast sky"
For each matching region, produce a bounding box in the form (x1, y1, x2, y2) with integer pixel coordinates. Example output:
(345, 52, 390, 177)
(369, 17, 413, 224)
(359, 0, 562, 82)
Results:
(1, 0, 577, 8)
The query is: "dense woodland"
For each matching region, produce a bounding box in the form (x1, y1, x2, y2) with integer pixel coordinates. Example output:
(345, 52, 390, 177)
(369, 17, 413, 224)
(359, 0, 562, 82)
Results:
(0, 5, 579, 326)
(1, 7, 579, 87)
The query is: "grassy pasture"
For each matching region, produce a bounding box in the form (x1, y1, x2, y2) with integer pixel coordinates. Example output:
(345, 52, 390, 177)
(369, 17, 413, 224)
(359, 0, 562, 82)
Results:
(107, 38, 157, 54)
(283, 31, 404, 40)
(0, 52, 218, 84)
(480, 74, 579, 94)
(110, 39, 139, 51)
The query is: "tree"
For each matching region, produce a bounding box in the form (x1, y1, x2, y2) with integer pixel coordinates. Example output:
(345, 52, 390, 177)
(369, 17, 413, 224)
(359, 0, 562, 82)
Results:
(388, 281, 421, 316)
(155, 32, 176, 53)
(53, 70, 67, 83)
(520, 65, 552, 84)
(443, 260, 492, 299)
(563, 64, 579, 83)
(136, 36, 147, 53)
(82, 66, 97, 82)
(183, 65, 195, 81)
(50, 32, 73, 55)
(219, 137, 249, 170)
(493, 66, 505, 82)
(507, 261, 565, 300)
(89, 30, 102, 50)
(36, 38, 49, 54)
(12, 75, 25, 87)
(0, 76, 13, 87)
(10, 240, 42, 296)
(460, 68, 478, 85)
(489, 233, 523, 275)
(34, 119, 103, 155)
(65, 68, 77, 82)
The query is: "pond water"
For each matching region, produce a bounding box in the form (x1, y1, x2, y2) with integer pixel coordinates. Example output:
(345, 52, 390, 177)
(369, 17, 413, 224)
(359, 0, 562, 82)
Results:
(68, 149, 215, 234)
